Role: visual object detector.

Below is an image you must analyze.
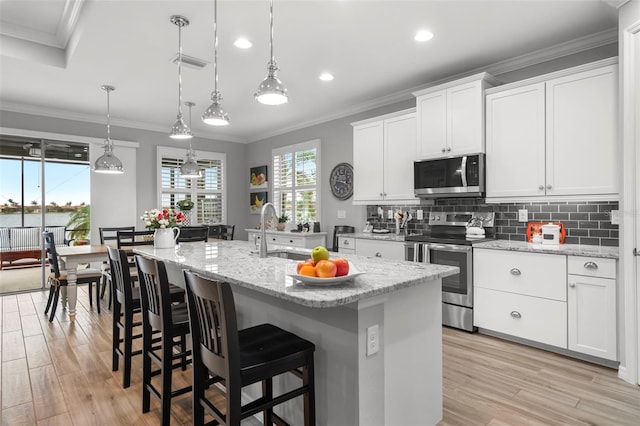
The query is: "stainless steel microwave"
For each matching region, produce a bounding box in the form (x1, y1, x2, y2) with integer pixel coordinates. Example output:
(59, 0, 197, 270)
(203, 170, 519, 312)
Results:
(414, 154, 484, 198)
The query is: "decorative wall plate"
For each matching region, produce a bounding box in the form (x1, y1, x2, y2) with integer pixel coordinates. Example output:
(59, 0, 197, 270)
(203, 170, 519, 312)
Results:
(330, 162, 353, 200)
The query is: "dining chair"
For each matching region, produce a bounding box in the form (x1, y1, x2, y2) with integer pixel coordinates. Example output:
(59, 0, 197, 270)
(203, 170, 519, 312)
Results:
(176, 226, 209, 243)
(43, 231, 103, 321)
(183, 270, 316, 426)
(135, 255, 192, 425)
(99, 226, 135, 307)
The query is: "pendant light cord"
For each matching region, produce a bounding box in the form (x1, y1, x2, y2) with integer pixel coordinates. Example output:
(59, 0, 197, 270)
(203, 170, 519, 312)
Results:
(214, 0, 219, 93)
(269, 0, 275, 63)
(178, 21, 184, 115)
(106, 88, 111, 150)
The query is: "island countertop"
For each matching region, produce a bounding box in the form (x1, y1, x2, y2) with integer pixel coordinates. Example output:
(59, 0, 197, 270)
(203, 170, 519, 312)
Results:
(134, 240, 458, 308)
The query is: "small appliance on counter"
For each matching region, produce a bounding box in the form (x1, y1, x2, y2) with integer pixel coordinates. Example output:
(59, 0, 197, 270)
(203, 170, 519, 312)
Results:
(526, 221, 566, 244)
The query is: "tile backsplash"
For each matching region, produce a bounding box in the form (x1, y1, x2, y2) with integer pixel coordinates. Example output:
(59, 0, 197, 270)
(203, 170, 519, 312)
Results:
(366, 199, 619, 247)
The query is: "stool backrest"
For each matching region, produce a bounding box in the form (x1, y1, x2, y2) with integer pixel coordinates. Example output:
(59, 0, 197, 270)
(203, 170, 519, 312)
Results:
(100, 226, 135, 246)
(177, 226, 209, 243)
(107, 246, 135, 307)
(184, 270, 241, 391)
(117, 230, 155, 249)
(135, 255, 173, 332)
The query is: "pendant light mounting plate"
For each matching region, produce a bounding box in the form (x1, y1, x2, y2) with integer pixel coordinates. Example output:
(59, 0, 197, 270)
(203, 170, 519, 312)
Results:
(170, 15, 189, 28)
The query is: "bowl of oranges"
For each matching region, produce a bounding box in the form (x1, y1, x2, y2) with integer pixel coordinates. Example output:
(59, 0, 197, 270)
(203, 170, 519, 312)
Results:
(288, 246, 364, 285)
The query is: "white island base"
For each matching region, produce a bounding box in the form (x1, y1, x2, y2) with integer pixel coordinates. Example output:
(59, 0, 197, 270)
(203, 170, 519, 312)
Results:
(232, 279, 442, 425)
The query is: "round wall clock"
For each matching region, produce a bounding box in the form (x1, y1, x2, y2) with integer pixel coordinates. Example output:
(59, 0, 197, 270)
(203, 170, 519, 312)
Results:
(329, 162, 354, 200)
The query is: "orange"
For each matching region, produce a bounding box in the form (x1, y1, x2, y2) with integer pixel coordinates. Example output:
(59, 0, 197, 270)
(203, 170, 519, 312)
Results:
(299, 264, 317, 277)
(296, 258, 315, 273)
(315, 260, 337, 278)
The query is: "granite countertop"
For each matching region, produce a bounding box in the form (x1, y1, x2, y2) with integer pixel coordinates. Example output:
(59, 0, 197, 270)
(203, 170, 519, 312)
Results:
(339, 232, 407, 242)
(134, 240, 457, 308)
(473, 240, 619, 259)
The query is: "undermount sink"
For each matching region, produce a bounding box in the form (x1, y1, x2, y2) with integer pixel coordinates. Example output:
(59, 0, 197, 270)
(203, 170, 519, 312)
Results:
(266, 250, 310, 261)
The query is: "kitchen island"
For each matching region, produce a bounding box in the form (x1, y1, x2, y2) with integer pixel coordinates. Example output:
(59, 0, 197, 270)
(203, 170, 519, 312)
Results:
(135, 240, 458, 425)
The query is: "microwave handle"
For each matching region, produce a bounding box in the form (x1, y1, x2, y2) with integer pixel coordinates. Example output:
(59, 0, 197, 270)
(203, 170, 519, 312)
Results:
(461, 156, 468, 187)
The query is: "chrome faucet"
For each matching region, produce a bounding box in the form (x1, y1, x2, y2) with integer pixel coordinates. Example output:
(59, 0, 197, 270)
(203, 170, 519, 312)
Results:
(259, 202, 278, 258)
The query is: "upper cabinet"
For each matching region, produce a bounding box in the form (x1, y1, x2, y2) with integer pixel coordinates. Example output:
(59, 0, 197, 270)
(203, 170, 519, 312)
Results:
(413, 73, 500, 159)
(352, 109, 419, 205)
(485, 58, 619, 202)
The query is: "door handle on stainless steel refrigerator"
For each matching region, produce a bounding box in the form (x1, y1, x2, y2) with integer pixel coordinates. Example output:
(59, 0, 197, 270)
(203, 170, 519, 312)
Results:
(422, 243, 430, 264)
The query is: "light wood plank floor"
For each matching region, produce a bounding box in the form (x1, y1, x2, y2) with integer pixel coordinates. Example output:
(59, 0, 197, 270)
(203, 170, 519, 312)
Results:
(1, 287, 639, 425)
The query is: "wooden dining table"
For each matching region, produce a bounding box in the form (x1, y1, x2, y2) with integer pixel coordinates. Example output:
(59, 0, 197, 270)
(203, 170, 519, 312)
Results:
(56, 244, 110, 318)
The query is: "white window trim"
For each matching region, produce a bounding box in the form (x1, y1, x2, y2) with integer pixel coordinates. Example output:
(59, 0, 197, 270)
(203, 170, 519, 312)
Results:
(272, 139, 321, 223)
(156, 146, 227, 224)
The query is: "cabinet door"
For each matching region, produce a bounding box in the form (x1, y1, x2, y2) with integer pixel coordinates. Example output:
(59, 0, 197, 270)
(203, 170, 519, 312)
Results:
(546, 65, 618, 196)
(485, 83, 546, 198)
(383, 113, 418, 202)
(355, 239, 405, 260)
(416, 89, 447, 158)
(353, 121, 384, 202)
(567, 274, 617, 360)
(447, 80, 484, 155)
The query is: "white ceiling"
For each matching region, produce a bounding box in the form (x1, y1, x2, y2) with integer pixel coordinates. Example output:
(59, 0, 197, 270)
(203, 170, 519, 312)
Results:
(0, 0, 619, 143)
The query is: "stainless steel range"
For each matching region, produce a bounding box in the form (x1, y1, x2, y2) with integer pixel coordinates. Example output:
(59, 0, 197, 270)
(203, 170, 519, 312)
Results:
(404, 211, 495, 332)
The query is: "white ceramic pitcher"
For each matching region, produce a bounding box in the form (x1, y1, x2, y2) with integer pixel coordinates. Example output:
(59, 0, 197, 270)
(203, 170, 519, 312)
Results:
(154, 227, 180, 249)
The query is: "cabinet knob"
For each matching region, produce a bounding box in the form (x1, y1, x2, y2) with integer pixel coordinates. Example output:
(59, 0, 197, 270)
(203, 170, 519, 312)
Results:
(538, 185, 544, 190)
(510, 311, 522, 319)
(546, 184, 552, 190)
(375, 252, 382, 257)
(271, 237, 277, 241)
(584, 261, 598, 270)
(569, 282, 576, 288)
(441, 148, 446, 153)
(343, 240, 349, 246)
(510, 268, 521, 276)
(289, 240, 294, 243)
(447, 147, 451, 152)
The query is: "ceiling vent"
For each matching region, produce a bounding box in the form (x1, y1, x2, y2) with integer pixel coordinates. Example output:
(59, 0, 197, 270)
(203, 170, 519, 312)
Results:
(170, 53, 209, 70)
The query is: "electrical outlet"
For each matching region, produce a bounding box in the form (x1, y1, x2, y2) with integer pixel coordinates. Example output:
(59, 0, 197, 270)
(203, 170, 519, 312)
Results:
(611, 210, 620, 225)
(366, 324, 379, 356)
(387, 209, 393, 219)
(416, 209, 424, 220)
(518, 209, 528, 222)
(337, 210, 346, 219)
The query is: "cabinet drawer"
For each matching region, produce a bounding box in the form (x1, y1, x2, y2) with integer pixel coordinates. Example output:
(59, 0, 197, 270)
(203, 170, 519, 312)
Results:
(474, 249, 566, 301)
(475, 287, 567, 348)
(269, 235, 304, 247)
(568, 256, 616, 279)
(355, 239, 405, 260)
(338, 237, 356, 250)
(339, 248, 356, 255)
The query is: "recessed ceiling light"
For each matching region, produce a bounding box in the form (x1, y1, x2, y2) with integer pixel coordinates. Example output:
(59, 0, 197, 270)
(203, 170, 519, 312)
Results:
(234, 38, 252, 49)
(319, 73, 334, 81)
(414, 30, 434, 42)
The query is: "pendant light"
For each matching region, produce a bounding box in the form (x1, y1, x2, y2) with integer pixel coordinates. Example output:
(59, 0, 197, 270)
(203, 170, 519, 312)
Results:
(169, 15, 192, 139)
(254, 0, 288, 105)
(93, 85, 124, 174)
(202, 0, 230, 126)
(180, 101, 202, 179)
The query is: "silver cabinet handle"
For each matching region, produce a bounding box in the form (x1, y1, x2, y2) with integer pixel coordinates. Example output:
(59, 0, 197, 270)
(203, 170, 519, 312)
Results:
(510, 311, 522, 319)
(584, 261, 598, 270)
(510, 268, 521, 276)
(375, 252, 382, 257)
(441, 147, 446, 153)
(538, 185, 544, 190)
(447, 147, 451, 152)
(546, 184, 552, 190)
(569, 282, 576, 288)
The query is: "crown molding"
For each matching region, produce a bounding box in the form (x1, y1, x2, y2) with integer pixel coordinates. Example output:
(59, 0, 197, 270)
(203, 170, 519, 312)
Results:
(604, 0, 630, 9)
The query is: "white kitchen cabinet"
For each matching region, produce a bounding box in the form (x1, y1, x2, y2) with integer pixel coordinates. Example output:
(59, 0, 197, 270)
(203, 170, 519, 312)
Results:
(352, 109, 419, 205)
(413, 73, 499, 159)
(246, 230, 326, 249)
(485, 58, 618, 201)
(354, 239, 405, 261)
(567, 256, 617, 361)
(337, 236, 356, 255)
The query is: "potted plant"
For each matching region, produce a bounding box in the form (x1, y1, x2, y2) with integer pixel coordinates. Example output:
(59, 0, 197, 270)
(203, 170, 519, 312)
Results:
(277, 213, 289, 231)
(176, 199, 194, 225)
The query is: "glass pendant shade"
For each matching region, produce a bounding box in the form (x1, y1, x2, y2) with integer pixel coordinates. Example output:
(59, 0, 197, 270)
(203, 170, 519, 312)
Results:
(202, 91, 230, 126)
(170, 113, 192, 139)
(93, 85, 124, 174)
(94, 144, 124, 174)
(255, 61, 288, 105)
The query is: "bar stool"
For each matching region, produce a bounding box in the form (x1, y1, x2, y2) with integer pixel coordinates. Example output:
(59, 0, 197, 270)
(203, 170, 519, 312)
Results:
(135, 255, 191, 425)
(183, 270, 316, 425)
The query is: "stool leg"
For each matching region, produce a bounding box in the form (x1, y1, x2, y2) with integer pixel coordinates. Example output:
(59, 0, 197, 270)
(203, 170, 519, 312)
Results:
(262, 378, 273, 425)
(161, 336, 173, 425)
(112, 300, 121, 372)
(304, 354, 316, 426)
(122, 308, 133, 388)
(49, 286, 60, 322)
(142, 322, 152, 413)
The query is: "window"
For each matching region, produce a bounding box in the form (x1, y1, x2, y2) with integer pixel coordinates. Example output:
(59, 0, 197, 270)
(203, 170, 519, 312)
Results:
(272, 139, 320, 224)
(157, 147, 226, 224)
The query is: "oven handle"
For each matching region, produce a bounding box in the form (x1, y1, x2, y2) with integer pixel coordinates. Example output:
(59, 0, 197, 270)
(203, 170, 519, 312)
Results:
(428, 243, 472, 253)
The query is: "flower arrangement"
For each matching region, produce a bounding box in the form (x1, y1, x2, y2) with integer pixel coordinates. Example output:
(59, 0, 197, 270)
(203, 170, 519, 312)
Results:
(141, 208, 187, 229)
(176, 199, 194, 211)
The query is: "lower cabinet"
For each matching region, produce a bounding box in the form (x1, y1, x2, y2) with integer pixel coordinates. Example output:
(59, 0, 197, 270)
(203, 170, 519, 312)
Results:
(474, 248, 618, 362)
(246, 230, 326, 249)
(338, 238, 405, 260)
(337, 236, 356, 255)
(567, 256, 617, 361)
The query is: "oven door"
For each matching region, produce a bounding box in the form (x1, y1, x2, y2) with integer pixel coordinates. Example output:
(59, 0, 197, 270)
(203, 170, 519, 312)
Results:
(427, 243, 473, 308)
